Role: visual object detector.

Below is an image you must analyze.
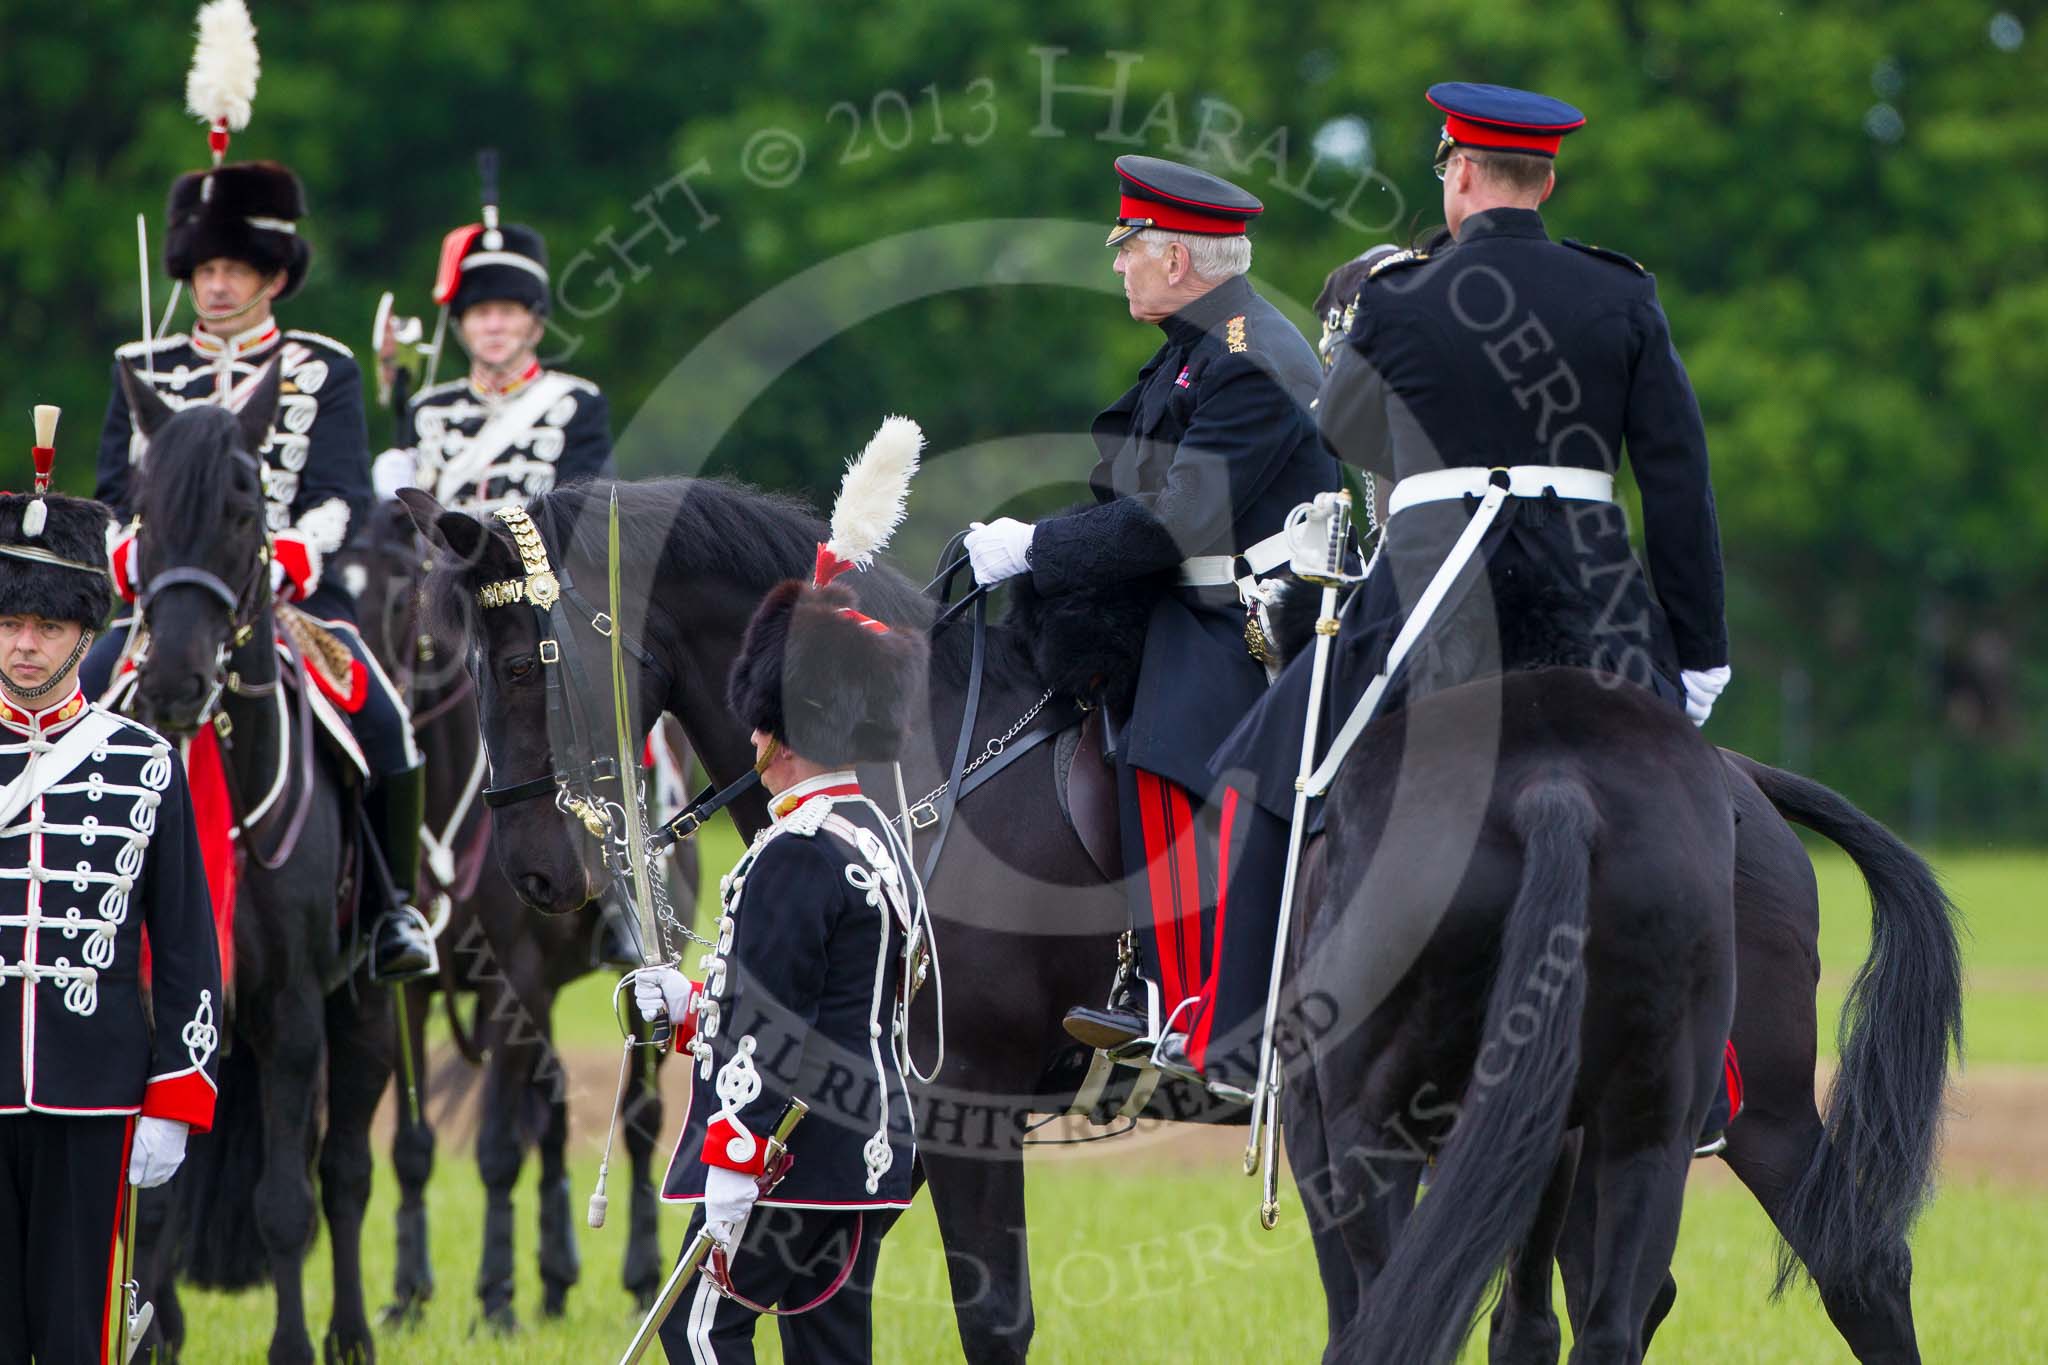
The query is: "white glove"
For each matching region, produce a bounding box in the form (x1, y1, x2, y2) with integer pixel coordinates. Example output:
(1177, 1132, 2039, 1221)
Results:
(269, 556, 287, 597)
(632, 965, 692, 1024)
(702, 1163, 760, 1250)
(1681, 665, 1732, 727)
(964, 518, 1034, 587)
(372, 447, 419, 500)
(128, 1116, 190, 1189)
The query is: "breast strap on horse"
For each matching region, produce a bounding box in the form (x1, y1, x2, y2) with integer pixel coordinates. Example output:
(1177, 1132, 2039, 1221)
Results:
(1300, 465, 1614, 799)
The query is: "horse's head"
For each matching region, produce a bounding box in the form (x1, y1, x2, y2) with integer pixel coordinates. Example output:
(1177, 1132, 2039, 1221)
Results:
(332, 498, 460, 700)
(121, 362, 280, 736)
(400, 487, 647, 916)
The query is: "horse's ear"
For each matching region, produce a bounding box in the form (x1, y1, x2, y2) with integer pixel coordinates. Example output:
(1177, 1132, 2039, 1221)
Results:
(235, 361, 282, 456)
(399, 489, 497, 575)
(117, 363, 176, 439)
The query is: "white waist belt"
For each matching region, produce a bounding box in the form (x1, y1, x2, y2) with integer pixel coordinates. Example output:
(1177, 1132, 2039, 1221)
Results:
(1387, 465, 1613, 518)
(1179, 527, 1294, 590)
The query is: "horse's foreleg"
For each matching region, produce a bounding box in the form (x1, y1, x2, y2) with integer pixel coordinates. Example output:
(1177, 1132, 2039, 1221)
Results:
(381, 979, 437, 1327)
(473, 1009, 527, 1333)
(533, 1012, 581, 1319)
(319, 986, 393, 1365)
(921, 1144, 1034, 1365)
(620, 1038, 667, 1309)
(253, 1002, 324, 1365)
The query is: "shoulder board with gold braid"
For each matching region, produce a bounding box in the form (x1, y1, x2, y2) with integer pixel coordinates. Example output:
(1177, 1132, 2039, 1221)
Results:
(1561, 239, 1647, 275)
(1366, 248, 1430, 280)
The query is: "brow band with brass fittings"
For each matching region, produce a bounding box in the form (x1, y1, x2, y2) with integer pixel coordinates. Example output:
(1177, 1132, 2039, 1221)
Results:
(474, 505, 561, 611)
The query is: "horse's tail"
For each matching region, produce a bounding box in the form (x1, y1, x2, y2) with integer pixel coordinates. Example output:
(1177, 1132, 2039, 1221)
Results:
(1344, 778, 1597, 1365)
(1737, 755, 1964, 1300)
(175, 1041, 273, 1289)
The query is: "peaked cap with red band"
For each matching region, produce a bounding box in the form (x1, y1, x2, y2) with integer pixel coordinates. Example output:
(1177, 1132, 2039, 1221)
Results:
(1107, 155, 1264, 247)
(1427, 82, 1586, 159)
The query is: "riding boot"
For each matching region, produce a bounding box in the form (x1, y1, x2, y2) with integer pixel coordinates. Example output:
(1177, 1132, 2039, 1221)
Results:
(366, 762, 438, 982)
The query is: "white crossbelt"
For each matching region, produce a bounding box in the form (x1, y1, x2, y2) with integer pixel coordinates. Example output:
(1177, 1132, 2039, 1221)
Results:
(1299, 465, 1615, 798)
(1386, 464, 1613, 517)
(1178, 527, 1295, 591)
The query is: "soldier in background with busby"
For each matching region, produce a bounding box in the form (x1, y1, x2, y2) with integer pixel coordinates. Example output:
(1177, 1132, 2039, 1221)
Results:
(372, 156, 614, 515)
(0, 415, 219, 1361)
(85, 0, 436, 981)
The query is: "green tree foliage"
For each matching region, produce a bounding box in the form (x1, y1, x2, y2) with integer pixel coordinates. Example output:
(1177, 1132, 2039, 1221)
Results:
(4, 1, 2044, 834)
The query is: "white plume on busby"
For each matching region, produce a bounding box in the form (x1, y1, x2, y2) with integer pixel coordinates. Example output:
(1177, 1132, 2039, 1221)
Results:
(185, 0, 261, 161)
(728, 416, 930, 766)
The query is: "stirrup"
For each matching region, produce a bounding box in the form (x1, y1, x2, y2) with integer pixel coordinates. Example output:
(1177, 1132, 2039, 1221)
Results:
(371, 903, 440, 983)
(1149, 1024, 1253, 1107)
(1108, 978, 1166, 1060)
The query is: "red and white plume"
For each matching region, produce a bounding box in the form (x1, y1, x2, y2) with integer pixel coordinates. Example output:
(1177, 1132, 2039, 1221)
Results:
(24, 405, 59, 539)
(184, 0, 261, 165)
(814, 415, 924, 587)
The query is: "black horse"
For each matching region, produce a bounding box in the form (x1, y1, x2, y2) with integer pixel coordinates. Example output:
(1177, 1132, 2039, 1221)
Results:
(1294, 667, 1738, 1364)
(119, 366, 393, 1365)
(336, 499, 687, 1329)
(403, 477, 1958, 1363)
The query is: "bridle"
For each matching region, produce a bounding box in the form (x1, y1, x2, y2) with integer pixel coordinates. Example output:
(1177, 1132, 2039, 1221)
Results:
(472, 505, 664, 840)
(134, 451, 275, 728)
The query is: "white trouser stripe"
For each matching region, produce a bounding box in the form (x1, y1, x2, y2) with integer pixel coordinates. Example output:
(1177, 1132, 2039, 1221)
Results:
(687, 1268, 720, 1364)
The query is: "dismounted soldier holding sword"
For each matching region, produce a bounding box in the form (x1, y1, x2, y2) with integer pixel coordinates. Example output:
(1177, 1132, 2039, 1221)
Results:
(0, 431, 220, 1361)
(85, 95, 437, 981)
(1210, 83, 1735, 1140)
(630, 560, 928, 1365)
(963, 156, 1339, 1100)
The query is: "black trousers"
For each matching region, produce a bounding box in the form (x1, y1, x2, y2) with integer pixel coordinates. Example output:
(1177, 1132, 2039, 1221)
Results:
(659, 1204, 894, 1365)
(0, 1114, 132, 1365)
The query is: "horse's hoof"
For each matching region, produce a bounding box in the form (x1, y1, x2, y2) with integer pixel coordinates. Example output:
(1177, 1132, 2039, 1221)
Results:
(374, 1297, 426, 1331)
(321, 1331, 375, 1365)
(472, 1304, 520, 1338)
(630, 1284, 660, 1313)
(541, 1284, 570, 1319)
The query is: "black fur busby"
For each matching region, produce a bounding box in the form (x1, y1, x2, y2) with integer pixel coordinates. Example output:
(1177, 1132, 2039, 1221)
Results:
(727, 581, 928, 766)
(164, 160, 312, 299)
(0, 494, 114, 628)
(451, 223, 550, 317)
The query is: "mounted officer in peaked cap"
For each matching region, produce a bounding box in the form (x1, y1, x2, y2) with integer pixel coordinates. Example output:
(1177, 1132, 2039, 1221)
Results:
(631, 553, 928, 1363)
(1199, 82, 1733, 1107)
(85, 0, 436, 981)
(962, 155, 1339, 1096)
(373, 154, 614, 515)
(0, 416, 220, 1361)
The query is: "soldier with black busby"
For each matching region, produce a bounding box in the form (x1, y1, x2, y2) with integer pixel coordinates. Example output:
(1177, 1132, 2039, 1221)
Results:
(630, 546, 928, 1364)
(85, 0, 436, 981)
(371, 156, 615, 516)
(0, 415, 219, 1361)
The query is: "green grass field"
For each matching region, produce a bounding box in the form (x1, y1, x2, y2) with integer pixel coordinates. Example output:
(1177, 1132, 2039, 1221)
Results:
(175, 845, 2044, 1362)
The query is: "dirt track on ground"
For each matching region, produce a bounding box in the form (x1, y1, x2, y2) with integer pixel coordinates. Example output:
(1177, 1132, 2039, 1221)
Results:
(377, 1047, 2047, 1187)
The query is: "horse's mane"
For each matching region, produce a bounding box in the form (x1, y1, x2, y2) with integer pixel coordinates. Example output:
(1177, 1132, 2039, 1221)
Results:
(448, 476, 1034, 691)
(132, 406, 249, 553)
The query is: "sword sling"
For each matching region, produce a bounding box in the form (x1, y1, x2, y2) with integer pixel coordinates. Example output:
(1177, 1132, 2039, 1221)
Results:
(1242, 491, 1351, 1229)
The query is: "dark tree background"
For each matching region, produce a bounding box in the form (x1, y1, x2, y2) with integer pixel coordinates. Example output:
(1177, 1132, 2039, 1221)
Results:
(5, 1, 2045, 837)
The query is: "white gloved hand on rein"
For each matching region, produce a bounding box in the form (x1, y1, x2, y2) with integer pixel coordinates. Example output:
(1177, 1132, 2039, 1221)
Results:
(371, 447, 420, 501)
(964, 518, 1034, 587)
(1681, 665, 1732, 727)
(702, 1163, 760, 1250)
(128, 1116, 190, 1189)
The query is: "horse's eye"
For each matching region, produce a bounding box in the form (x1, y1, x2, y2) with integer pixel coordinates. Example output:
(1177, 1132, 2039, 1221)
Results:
(507, 655, 537, 682)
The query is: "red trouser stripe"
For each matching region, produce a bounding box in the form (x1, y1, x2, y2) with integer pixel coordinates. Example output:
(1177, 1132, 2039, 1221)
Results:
(1187, 787, 1240, 1069)
(1135, 773, 1187, 1008)
(1724, 1039, 1744, 1122)
(1167, 783, 1202, 1004)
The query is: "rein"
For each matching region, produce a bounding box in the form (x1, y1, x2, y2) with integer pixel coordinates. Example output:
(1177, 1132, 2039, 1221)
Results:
(212, 643, 319, 871)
